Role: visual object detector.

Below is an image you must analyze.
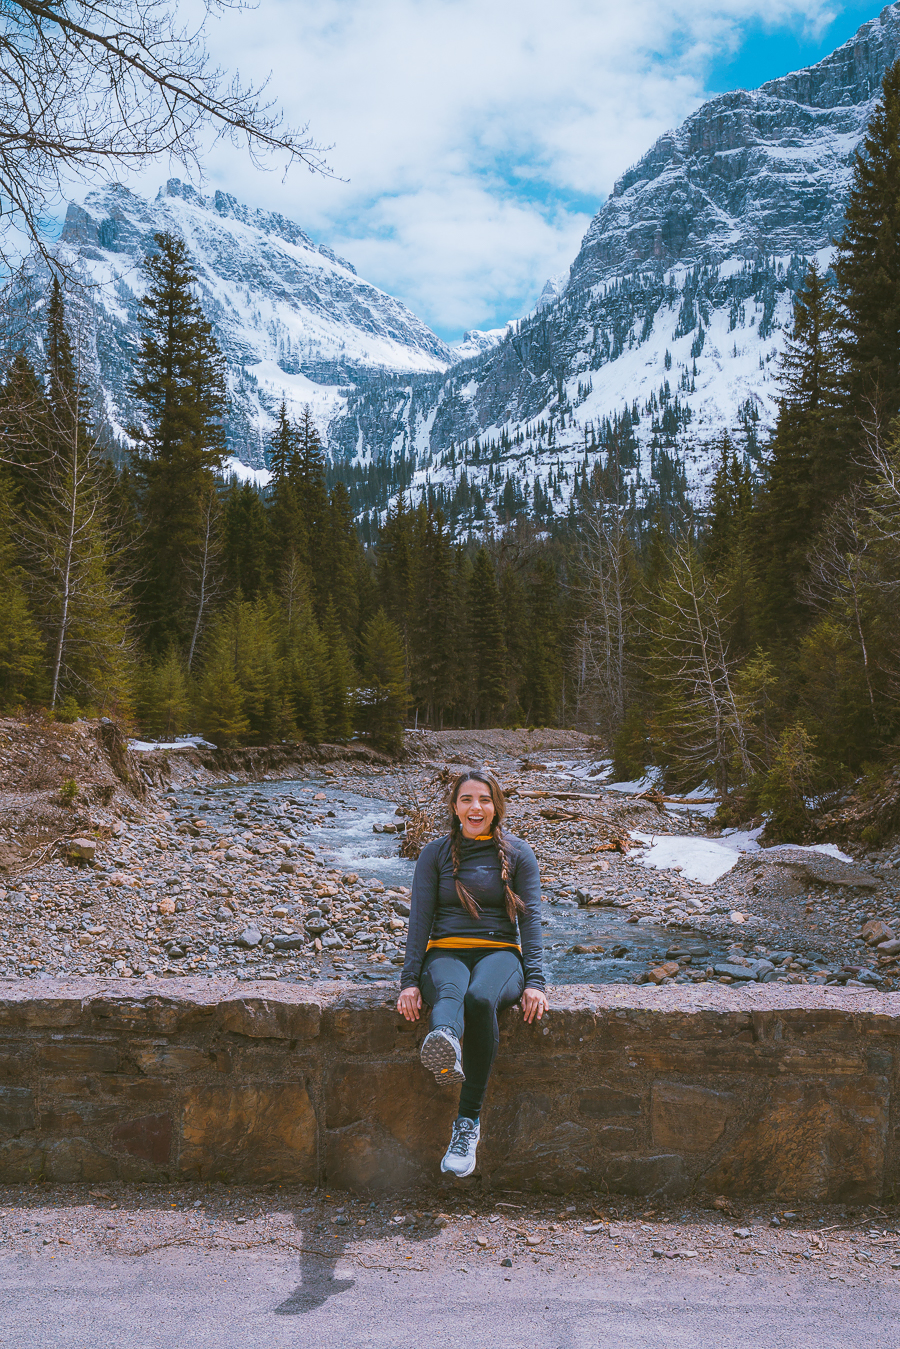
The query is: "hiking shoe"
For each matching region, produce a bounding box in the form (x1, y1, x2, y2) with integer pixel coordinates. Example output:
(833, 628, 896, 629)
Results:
(420, 1028, 465, 1085)
(440, 1116, 480, 1177)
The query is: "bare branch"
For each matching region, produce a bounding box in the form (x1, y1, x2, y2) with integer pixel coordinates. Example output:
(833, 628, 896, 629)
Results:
(0, 0, 334, 269)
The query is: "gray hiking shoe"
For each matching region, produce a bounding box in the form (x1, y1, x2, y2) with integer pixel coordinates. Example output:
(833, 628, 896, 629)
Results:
(420, 1027, 465, 1085)
(440, 1116, 480, 1177)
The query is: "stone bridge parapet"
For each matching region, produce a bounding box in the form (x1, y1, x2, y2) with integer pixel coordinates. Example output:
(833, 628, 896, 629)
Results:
(0, 979, 895, 1201)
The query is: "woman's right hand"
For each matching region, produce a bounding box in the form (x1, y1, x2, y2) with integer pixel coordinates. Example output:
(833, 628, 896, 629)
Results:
(397, 986, 423, 1021)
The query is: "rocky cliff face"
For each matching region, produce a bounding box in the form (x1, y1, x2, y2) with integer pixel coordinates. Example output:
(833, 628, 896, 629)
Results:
(325, 4, 900, 531)
(568, 4, 900, 289)
(54, 179, 450, 467)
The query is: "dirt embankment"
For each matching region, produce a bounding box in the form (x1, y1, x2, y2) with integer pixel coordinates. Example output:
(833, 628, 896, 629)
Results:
(0, 716, 147, 874)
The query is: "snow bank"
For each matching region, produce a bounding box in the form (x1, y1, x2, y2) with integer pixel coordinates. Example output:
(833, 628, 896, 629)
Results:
(129, 736, 217, 753)
(630, 828, 854, 884)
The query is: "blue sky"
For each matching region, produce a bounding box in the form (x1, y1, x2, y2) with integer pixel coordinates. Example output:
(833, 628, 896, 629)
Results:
(712, 0, 881, 90)
(110, 0, 889, 341)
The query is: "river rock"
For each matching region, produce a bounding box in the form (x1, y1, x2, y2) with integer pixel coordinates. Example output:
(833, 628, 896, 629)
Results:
(67, 838, 95, 862)
(862, 920, 894, 945)
(713, 962, 759, 980)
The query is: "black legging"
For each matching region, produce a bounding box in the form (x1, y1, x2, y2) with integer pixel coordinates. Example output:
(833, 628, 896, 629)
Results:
(419, 947, 525, 1120)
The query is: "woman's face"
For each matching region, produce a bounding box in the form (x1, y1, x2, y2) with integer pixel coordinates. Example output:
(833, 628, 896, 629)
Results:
(454, 779, 496, 839)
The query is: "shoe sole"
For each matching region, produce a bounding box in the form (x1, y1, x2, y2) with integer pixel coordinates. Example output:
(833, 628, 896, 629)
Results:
(420, 1031, 465, 1085)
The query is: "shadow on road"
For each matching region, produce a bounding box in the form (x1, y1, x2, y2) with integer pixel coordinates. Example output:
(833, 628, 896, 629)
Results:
(273, 1216, 356, 1315)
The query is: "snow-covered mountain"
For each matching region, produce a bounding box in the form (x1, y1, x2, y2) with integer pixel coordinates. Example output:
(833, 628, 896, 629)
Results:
(34, 3, 900, 521)
(325, 3, 900, 528)
(54, 179, 451, 468)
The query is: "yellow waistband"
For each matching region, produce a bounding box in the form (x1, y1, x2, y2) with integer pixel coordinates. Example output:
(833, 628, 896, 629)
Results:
(426, 937, 521, 953)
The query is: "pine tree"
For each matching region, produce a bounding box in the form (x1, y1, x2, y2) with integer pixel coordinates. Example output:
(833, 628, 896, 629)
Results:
(279, 586, 328, 744)
(376, 494, 414, 642)
(21, 281, 132, 712)
(467, 548, 507, 726)
(321, 598, 355, 740)
(0, 474, 44, 707)
(269, 401, 294, 483)
(324, 480, 361, 637)
(136, 647, 190, 738)
(359, 607, 407, 751)
(522, 556, 561, 725)
(222, 482, 270, 599)
(703, 434, 756, 655)
(498, 564, 527, 723)
(408, 505, 455, 725)
(131, 231, 226, 654)
(292, 404, 330, 615)
(757, 264, 843, 639)
(834, 59, 900, 429)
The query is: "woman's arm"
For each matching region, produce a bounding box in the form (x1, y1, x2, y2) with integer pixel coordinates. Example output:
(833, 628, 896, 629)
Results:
(513, 840, 546, 991)
(398, 840, 441, 991)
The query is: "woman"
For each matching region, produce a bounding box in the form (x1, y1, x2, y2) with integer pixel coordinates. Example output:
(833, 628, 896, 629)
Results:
(397, 767, 549, 1178)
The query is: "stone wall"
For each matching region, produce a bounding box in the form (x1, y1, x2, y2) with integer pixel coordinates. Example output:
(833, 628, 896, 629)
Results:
(0, 979, 896, 1202)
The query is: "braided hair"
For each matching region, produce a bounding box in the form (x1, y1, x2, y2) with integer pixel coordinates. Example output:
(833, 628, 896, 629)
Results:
(447, 767, 525, 923)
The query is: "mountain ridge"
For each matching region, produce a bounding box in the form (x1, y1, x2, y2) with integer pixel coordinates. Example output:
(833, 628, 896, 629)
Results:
(28, 4, 900, 521)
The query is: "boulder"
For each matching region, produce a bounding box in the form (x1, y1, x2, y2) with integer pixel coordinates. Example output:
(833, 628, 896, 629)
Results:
(862, 919, 894, 945)
(67, 838, 96, 862)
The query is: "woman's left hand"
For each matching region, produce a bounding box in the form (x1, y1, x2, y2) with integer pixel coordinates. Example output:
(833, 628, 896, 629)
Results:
(521, 987, 549, 1024)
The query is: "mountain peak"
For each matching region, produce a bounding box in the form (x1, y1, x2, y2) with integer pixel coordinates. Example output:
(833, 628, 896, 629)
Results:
(568, 2, 900, 291)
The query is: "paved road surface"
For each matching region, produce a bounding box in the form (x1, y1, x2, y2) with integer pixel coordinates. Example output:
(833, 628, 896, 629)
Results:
(0, 1251, 895, 1349)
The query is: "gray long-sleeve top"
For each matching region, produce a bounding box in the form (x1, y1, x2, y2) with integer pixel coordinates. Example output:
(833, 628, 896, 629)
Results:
(400, 832, 546, 991)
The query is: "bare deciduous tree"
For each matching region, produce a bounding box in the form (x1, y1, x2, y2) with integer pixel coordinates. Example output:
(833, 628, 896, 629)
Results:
(645, 538, 753, 797)
(573, 498, 635, 740)
(0, 0, 331, 265)
(16, 329, 133, 709)
(186, 480, 222, 670)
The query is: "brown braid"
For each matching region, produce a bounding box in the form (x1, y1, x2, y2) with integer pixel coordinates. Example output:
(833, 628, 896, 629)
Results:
(447, 767, 525, 923)
(449, 816, 482, 919)
(494, 825, 526, 922)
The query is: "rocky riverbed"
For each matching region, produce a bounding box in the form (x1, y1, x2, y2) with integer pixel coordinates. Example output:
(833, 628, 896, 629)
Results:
(1, 721, 899, 991)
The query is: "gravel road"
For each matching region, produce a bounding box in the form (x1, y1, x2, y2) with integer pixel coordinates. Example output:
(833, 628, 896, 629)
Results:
(0, 1182, 896, 1348)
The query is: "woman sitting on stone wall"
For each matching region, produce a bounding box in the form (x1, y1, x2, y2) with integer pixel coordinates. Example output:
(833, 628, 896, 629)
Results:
(396, 767, 548, 1177)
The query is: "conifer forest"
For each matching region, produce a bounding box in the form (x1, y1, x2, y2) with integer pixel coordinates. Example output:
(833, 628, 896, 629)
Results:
(4, 65, 900, 839)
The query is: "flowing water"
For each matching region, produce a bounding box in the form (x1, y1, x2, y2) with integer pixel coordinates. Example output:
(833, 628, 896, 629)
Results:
(191, 775, 731, 984)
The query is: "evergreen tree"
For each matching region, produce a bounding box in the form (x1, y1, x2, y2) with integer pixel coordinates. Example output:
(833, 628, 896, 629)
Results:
(358, 608, 408, 751)
(136, 647, 190, 738)
(704, 434, 756, 655)
(834, 60, 900, 429)
(292, 404, 330, 614)
(376, 494, 414, 643)
(320, 598, 355, 740)
(498, 564, 527, 723)
(280, 587, 328, 744)
(522, 555, 561, 725)
(408, 505, 455, 725)
(325, 480, 361, 637)
(467, 548, 507, 725)
(131, 231, 226, 654)
(22, 282, 132, 712)
(756, 263, 843, 639)
(222, 481, 270, 599)
(0, 474, 44, 707)
(269, 401, 295, 483)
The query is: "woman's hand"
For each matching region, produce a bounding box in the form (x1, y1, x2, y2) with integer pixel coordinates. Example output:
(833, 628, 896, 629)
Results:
(397, 986, 423, 1021)
(521, 987, 549, 1024)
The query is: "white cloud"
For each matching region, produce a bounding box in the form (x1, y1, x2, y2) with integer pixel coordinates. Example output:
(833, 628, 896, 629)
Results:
(117, 0, 844, 335)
